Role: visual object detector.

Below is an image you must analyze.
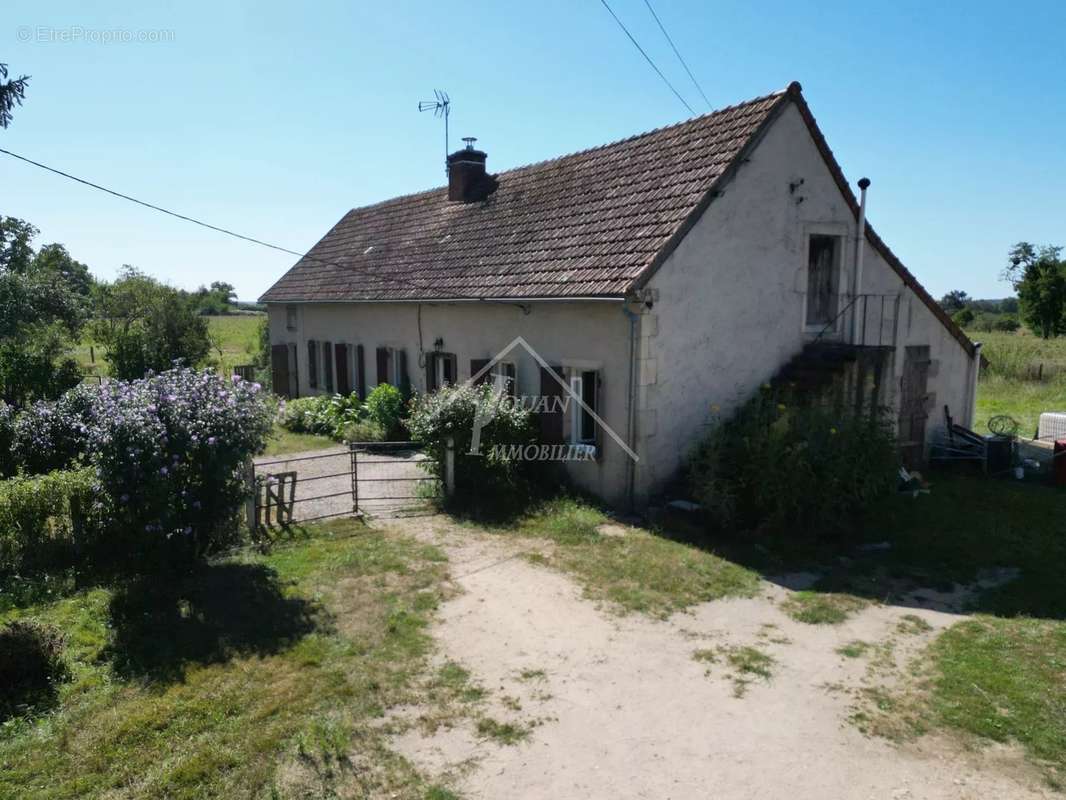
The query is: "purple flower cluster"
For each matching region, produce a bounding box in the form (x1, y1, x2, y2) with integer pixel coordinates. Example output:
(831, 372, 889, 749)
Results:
(86, 367, 273, 553)
(11, 383, 101, 475)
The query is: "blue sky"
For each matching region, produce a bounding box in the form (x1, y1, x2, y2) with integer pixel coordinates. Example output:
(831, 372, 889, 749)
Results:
(3, 0, 1063, 301)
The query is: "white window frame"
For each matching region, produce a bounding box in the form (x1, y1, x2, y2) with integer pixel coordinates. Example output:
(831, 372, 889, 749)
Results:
(490, 360, 516, 394)
(566, 368, 599, 449)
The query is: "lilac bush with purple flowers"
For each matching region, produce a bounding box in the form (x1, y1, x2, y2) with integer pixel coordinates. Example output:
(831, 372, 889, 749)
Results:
(87, 367, 272, 561)
(0, 367, 271, 571)
(12, 383, 100, 475)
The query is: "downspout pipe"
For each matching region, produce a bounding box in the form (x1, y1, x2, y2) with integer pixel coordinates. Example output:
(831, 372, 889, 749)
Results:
(622, 303, 639, 511)
(968, 341, 983, 429)
(850, 177, 871, 344)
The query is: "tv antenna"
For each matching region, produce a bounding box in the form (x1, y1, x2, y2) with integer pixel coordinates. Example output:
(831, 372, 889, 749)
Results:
(418, 89, 451, 176)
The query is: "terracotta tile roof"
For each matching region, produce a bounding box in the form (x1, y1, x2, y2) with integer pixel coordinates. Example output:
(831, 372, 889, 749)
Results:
(259, 88, 788, 303)
(259, 82, 975, 358)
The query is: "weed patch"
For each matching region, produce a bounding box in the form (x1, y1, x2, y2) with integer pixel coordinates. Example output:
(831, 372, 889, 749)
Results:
(480, 498, 759, 617)
(782, 591, 869, 625)
(476, 717, 529, 745)
(693, 644, 775, 697)
(836, 640, 870, 659)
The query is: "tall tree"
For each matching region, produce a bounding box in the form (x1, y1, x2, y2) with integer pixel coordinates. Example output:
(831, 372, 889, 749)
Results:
(0, 220, 87, 405)
(93, 266, 212, 379)
(33, 243, 94, 296)
(939, 290, 971, 312)
(1002, 242, 1066, 339)
(0, 217, 39, 273)
(0, 63, 30, 128)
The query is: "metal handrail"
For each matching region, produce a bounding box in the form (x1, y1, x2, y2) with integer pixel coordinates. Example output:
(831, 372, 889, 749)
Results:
(811, 292, 901, 348)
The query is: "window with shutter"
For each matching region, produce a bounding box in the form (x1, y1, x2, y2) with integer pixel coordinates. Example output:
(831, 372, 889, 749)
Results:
(538, 366, 565, 444)
(376, 347, 390, 385)
(805, 234, 841, 327)
(470, 358, 491, 386)
(427, 353, 457, 391)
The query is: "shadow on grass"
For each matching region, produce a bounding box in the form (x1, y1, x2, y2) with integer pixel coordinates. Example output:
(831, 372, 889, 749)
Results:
(106, 562, 318, 683)
(655, 472, 1066, 621)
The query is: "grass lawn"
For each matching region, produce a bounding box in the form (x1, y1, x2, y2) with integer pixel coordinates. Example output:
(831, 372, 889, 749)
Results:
(973, 330, 1066, 436)
(471, 498, 759, 618)
(931, 617, 1066, 783)
(261, 423, 338, 457)
(0, 520, 468, 800)
(805, 473, 1066, 781)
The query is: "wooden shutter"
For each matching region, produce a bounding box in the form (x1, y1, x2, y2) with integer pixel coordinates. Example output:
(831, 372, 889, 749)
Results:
(335, 343, 350, 395)
(288, 342, 299, 398)
(538, 365, 565, 444)
(307, 340, 318, 388)
(356, 345, 366, 399)
(399, 350, 410, 396)
(271, 345, 290, 398)
(425, 354, 438, 392)
(322, 342, 334, 393)
(376, 347, 390, 385)
(590, 371, 604, 459)
(470, 358, 491, 385)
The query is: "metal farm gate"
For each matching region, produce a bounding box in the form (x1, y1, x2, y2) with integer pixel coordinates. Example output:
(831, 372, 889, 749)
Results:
(250, 442, 439, 528)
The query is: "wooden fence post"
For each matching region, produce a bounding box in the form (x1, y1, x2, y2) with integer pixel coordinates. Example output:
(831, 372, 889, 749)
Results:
(444, 437, 455, 497)
(244, 460, 257, 533)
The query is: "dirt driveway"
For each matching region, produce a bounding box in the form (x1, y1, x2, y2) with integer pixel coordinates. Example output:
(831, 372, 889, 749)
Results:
(386, 516, 1052, 800)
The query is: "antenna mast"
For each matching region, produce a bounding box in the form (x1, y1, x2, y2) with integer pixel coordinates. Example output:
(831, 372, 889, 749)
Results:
(418, 90, 451, 176)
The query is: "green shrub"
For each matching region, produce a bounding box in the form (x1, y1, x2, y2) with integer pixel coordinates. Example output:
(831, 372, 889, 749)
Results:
(0, 620, 68, 719)
(279, 396, 329, 434)
(687, 386, 897, 536)
(341, 419, 385, 442)
(365, 384, 406, 440)
(279, 392, 366, 440)
(405, 383, 539, 516)
(0, 468, 95, 574)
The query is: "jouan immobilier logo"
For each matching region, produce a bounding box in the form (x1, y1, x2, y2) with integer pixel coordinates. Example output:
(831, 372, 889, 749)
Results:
(458, 336, 638, 463)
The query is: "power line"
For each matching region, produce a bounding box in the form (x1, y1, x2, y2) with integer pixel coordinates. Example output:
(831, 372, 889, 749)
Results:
(642, 0, 712, 111)
(0, 146, 488, 302)
(596, 0, 696, 116)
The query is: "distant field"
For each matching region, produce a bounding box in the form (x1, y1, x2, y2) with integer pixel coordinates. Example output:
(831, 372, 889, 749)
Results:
(973, 330, 1066, 436)
(73, 314, 265, 378)
(205, 313, 265, 375)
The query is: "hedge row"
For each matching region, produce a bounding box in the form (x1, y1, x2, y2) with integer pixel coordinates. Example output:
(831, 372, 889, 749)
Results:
(0, 468, 95, 574)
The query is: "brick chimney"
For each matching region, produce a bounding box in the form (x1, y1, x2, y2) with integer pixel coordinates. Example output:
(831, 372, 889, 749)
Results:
(447, 137, 496, 202)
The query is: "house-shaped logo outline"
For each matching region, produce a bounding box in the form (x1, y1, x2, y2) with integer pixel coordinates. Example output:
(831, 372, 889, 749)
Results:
(464, 335, 639, 462)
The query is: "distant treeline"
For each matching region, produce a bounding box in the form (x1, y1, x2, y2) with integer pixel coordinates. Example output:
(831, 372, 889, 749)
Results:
(939, 291, 1021, 333)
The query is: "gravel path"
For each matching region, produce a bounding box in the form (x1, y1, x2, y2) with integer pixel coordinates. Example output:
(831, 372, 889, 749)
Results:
(385, 516, 1053, 800)
(253, 445, 435, 522)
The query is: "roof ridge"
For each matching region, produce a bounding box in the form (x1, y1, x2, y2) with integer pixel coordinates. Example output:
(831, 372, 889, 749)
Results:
(336, 83, 795, 220)
(497, 84, 793, 178)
